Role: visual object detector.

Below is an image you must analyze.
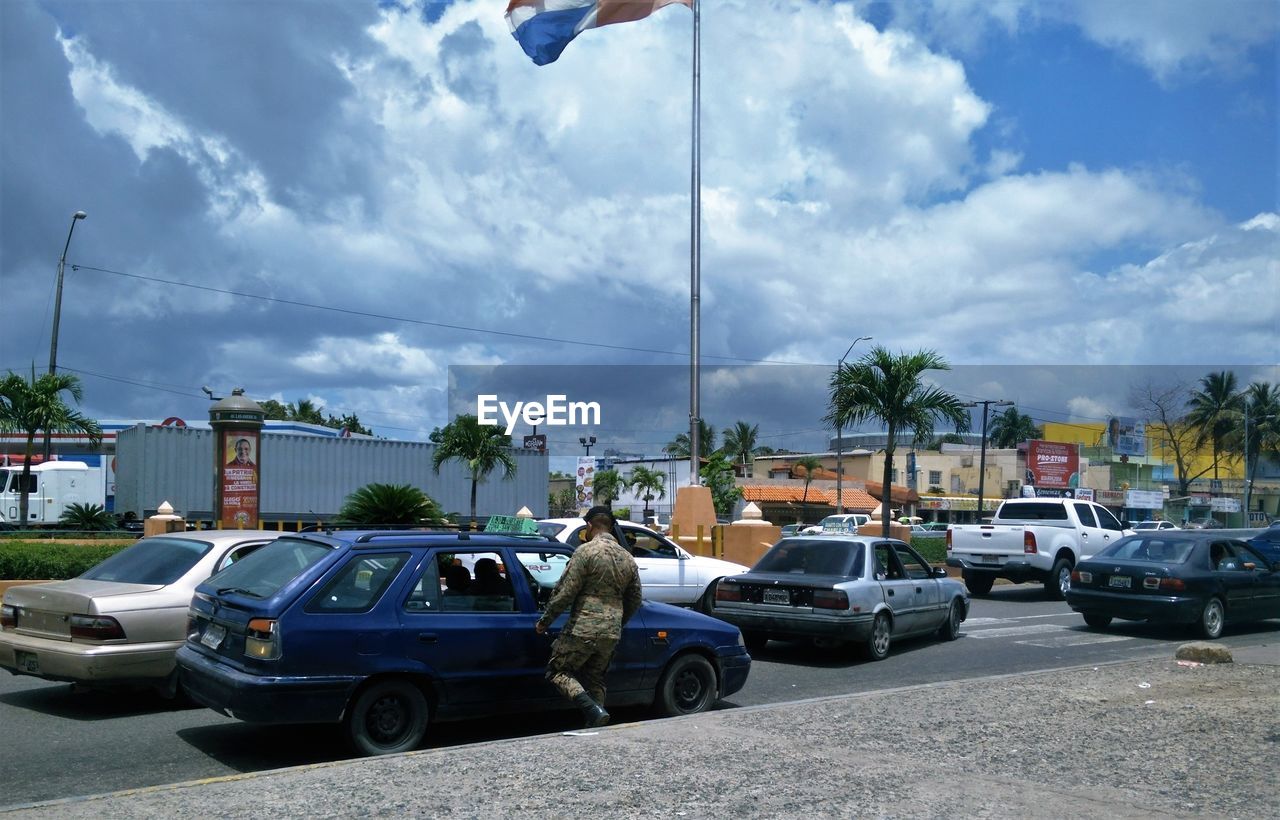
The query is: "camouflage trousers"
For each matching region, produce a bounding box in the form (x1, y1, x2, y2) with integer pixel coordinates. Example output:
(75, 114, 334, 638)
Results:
(545, 632, 618, 704)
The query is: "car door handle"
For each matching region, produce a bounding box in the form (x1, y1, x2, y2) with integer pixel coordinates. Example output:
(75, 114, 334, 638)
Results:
(887, 589, 894, 596)
(915, 587, 923, 593)
(638, 567, 649, 571)
(417, 632, 438, 644)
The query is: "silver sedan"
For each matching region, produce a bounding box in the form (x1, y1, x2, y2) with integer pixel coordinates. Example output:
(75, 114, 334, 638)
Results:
(710, 535, 969, 660)
(0, 530, 281, 695)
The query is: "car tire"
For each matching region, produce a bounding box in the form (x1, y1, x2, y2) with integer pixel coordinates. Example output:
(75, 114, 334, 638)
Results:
(963, 571, 994, 597)
(865, 613, 892, 661)
(655, 654, 718, 716)
(1044, 558, 1072, 600)
(937, 599, 962, 641)
(1083, 612, 1112, 630)
(699, 580, 721, 615)
(345, 679, 429, 757)
(742, 631, 768, 652)
(1197, 597, 1225, 640)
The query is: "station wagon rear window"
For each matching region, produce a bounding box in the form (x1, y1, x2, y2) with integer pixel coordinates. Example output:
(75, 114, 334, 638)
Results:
(206, 537, 333, 598)
(80, 537, 213, 585)
(753, 540, 863, 576)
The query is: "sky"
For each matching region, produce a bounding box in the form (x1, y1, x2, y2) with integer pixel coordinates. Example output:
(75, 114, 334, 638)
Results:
(2, 0, 1277, 460)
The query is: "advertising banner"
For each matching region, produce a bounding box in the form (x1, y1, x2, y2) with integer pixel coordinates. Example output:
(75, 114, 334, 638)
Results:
(1074, 488, 1095, 502)
(522, 434, 547, 453)
(220, 430, 259, 528)
(1209, 497, 1240, 512)
(574, 456, 596, 510)
(1106, 417, 1147, 457)
(1125, 489, 1164, 510)
(1026, 440, 1079, 490)
(1095, 489, 1126, 507)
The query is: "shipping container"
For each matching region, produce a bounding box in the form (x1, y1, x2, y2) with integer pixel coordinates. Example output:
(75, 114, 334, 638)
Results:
(114, 424, 548, 525)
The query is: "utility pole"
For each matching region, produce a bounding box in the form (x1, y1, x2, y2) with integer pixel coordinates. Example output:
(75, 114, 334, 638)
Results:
(962, 399, 1012, 521)
(44, 210, 87, 462)
(834, 336, 872, 515)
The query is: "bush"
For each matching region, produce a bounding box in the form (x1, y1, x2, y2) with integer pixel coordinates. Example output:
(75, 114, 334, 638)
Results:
(0, 541, 128, 580)
(911, 538, 947, 565)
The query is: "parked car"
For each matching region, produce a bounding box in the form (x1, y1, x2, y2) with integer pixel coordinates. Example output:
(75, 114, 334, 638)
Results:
(919, 522, 950, 533)
(1065, 532, 1280, 639)
(0, 530, 281, 695)
(1132, 521, 1180, 531)
(908, 523, 945, 540)
(710, 535, 969, 660)
(1184, 517, 1224, 529)
(1246, 523, 1280, 563)
(176, 529, 751, 756)
(538, 518, 748, 610)
(811, 513, 872, 534)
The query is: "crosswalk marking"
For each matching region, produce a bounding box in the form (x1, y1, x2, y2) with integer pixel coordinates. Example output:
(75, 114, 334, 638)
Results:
(965, 623, 1067, 639)
(1016, 633, 1133, 648)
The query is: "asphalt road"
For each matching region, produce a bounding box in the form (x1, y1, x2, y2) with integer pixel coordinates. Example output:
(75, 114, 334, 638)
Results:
(1, 585, 1276, 809)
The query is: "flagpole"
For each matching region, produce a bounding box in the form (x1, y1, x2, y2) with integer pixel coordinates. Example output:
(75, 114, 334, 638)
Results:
(688, 0, 702, 485)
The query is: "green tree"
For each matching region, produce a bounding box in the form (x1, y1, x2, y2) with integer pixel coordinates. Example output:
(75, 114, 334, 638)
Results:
(1186, 371, 1244, 481)
(1224, 381, 1280, 501)
(291, 398, 325, 425)
(430, 414, 517, 525)
(987, 407, 1042, 448)
(664, 420, 717, 459)
(825, 347, 970, 537)
(548, 486, 577, 517)
(259, 399, 290, 420)
(699, 452, 743, 517)
(628, 466, 667, 517)
(721, 421, 760, 469)
(59, 502, 117, 531)
(338, 483, 444, 527)
(592, 468, 625, 506)
(792, 455, 823, 524)
(0, 370, 103, 524)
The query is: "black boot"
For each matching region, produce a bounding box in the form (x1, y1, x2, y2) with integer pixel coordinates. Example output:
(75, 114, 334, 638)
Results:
(573, 692, 610, 727)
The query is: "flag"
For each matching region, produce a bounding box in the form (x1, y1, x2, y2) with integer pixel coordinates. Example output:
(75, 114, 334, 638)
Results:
(505, 0, 692, 66)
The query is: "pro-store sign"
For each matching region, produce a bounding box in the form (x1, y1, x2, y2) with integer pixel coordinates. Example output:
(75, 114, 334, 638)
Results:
(1026, 440, 1079, 490)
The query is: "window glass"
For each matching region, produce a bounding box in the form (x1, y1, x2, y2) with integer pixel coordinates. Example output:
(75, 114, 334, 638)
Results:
(622, 526, 679, 558)
(419, 551, 517, 613)
(1208, 542, 1248, 572)
(517, 550, 571, 610)
(216, 542, 269, 572)
(1072, 503, 1098, 528)
(754, 539, 860, 576)
(1096, 537, 1193, 564)
(536, 522, 566, 539)
(928, 470, 942, 485)
(892, 544, 933, 580)
(80, 537, 213, 585)
(995, 502, 1069, 521)
(872, 543, 905, 580)
(308, 553, 409, 613)
(10, 473, 37, 494)
(1095, 505, 1124, 531)
(206, 537, 333, 598)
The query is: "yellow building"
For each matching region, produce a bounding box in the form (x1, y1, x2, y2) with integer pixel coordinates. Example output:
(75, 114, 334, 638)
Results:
(1041, 421, 1244, 482)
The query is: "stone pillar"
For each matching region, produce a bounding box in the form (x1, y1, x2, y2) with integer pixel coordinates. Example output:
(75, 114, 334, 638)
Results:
(144, 500, 186, 537)
(210, 388, 265, 529)
(671, 484, 717, 557)
(721, 502, 781, 566)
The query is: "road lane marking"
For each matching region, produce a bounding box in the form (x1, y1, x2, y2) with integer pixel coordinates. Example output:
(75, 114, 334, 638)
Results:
(1016, 633, 1134, 648)
(965, 624, 1066, 639)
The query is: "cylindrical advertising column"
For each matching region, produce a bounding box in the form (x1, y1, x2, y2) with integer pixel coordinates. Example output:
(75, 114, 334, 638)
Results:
(209, 388, 265, 529)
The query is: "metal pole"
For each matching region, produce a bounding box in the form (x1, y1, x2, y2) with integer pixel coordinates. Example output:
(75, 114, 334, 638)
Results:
(44, 210, 87, 462)
(964, 399, 1011, 521)
(688, 0, 701, 486)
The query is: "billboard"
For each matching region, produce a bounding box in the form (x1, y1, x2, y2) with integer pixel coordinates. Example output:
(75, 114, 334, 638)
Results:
(1106, 416, 1146, 457)
(522, 434, 547, 453)
(1026, 440, 1080, 491)
(574, 456, 596, 510)
(220, 430, 259, 528)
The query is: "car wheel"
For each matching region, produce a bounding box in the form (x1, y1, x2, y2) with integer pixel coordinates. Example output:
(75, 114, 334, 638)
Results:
(1197, 597, 1225, 640)
(866, 613, 892, 661)
(742, 630, 768, 652)
(963, 572, 994, 597)
(345, 679, 429, 756)
(937, 599, 962, 641)
(655, 654, 718, 716)
(1044, 558, 1072, 600)
(1083, 612, 1112, 630)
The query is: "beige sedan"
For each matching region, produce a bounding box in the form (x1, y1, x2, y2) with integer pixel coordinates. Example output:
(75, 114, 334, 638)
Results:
(0, 530, 281, 696)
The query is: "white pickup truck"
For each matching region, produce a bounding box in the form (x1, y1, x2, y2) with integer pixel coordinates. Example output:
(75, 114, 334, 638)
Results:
(945, 499, 1133, 599)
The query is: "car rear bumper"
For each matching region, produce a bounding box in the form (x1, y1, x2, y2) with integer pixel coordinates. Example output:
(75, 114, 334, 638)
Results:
(1064, 589, 1202, 623)
(0, 631, 179, 684)
(176, 645, 360, 724)
(946, 556, 1047, 583)
(712, 608, 875, 642)
(716, 646, 751, 698)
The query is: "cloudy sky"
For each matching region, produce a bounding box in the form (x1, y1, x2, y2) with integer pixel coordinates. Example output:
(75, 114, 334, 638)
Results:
(2, 0, 1276, 456)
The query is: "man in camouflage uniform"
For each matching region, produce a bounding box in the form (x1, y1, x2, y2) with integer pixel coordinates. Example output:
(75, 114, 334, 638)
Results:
(535, 505, 643, 727)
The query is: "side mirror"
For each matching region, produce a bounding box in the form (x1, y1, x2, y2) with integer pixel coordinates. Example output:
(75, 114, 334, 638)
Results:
(932, 567, 947, 578)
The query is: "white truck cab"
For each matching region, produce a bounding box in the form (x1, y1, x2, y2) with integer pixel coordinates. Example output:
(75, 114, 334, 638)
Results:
(0, 461, 106, 526)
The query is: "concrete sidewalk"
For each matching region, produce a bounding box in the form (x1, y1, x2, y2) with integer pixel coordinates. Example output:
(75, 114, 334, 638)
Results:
(6, 648, 1278, 819)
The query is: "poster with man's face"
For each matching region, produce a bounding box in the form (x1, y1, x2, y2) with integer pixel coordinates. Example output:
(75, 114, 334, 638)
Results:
(220, 430, 259, 528)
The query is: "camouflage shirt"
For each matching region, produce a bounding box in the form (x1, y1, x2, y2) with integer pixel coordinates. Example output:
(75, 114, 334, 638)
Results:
(537, 532, 643, 637)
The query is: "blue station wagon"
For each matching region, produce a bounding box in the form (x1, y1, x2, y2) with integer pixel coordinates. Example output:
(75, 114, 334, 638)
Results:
(176, 530, 751, 756)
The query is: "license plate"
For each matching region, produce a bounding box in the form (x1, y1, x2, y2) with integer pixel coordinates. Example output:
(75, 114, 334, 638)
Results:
(15, 651, 39, 674)
(1109, 575, 1131, 589)
(981, 555, 1000, 564)
(763, 589, 790, 605)
(200, 623, 227, 649)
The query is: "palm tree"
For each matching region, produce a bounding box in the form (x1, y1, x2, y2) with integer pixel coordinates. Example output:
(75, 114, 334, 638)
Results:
(628, 465, 667, 518)
(1186, 371, 1244, 481)
(592, 468, 625, 507)
(1225, 382, 1280, 504)
(430, 414, 517, 526)
(825, 347, 970, 537)
(721, 421, 760, 470)
(664, 419, 717, 459)
(987, 407, 1042, 449)
(792, 455, 823, 525)
(0, 370, 103, 524)
(338, 483, 444, 527)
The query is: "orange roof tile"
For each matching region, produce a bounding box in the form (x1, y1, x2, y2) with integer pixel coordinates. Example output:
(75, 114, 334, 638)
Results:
(740, 486, 878, 511)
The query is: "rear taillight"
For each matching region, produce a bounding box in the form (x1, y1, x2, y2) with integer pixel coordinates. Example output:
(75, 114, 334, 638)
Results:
(1, 604, 15, 629)
(1023, 531, 1038, 554)
(811, 589, 849, 610)
(1158, 578, 1186, 592)
(715, 582, 742, 603)
(245, 618, 280, 660)
(1072, 570, 1093, 584)
(69, 614, 126, 640)
(946, 530, 952, 550)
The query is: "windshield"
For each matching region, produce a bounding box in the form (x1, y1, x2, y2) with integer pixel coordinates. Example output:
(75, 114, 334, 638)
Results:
(536, 522, 566, 539)
(206, 537, 333, 598)
(753, 539, 863, 576)
(80, 537, 213, 585)
(1095, 536, 1194, 564)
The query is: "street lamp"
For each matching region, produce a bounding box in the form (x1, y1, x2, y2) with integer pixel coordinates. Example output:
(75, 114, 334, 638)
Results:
(579, 435, 596, 457)
(834, 336, 872, 514)
(43, 210, 87, 461)
(961, 399, 1012, 521)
